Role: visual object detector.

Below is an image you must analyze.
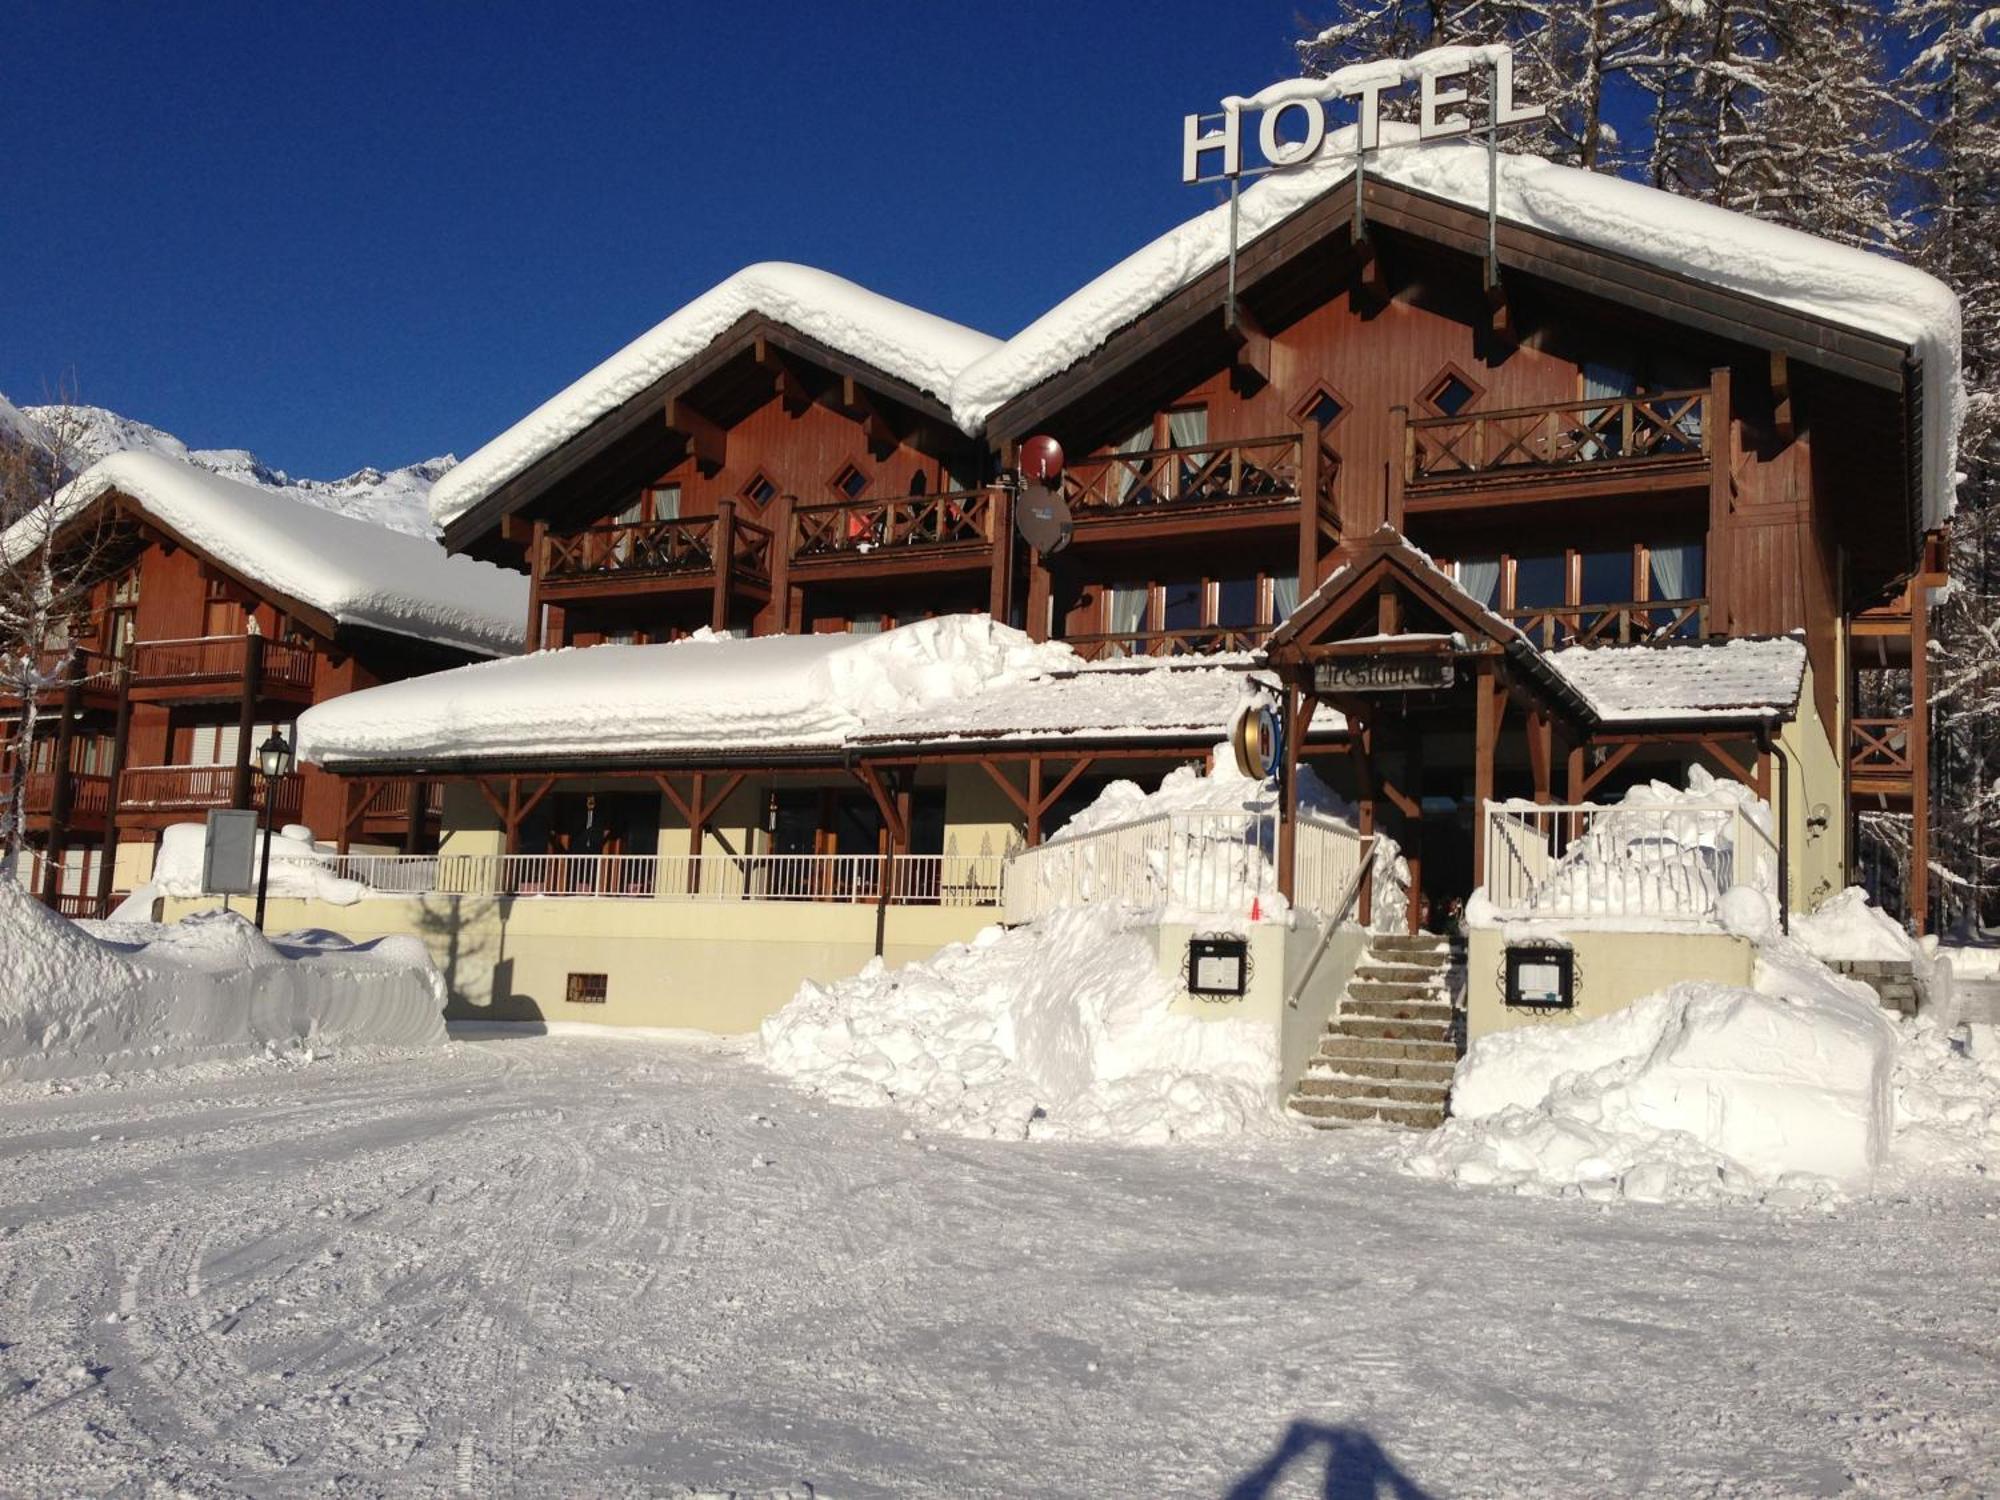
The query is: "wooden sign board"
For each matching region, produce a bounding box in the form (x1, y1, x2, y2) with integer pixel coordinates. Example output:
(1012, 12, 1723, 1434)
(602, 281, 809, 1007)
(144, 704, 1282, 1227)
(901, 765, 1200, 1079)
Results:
(1314, 656, 1455, 693)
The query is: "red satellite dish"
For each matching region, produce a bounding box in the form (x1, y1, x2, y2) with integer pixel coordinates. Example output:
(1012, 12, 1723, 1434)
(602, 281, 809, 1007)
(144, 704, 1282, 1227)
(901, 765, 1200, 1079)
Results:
(1019, 434, 1064, 483)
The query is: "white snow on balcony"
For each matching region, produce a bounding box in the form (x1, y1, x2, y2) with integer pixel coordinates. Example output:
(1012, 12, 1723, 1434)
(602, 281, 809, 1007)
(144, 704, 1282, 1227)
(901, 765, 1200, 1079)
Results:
(1546, 636, 1807, 723)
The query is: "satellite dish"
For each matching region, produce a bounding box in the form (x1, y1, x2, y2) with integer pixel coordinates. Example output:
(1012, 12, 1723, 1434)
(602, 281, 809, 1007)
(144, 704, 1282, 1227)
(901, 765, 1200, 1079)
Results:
(1015, 481, 1073, 556)
(1020, 434, 1065, 483)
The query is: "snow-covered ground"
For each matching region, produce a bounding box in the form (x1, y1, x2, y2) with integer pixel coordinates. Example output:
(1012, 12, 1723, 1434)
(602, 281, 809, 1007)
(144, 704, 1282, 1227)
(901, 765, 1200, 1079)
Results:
(0, 1034, 1992, 1497)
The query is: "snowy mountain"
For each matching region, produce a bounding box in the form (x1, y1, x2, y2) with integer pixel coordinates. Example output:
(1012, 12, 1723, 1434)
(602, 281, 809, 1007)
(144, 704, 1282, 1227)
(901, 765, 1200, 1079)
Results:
(15, 401, 454, 537)
(0, 392, 49, 454)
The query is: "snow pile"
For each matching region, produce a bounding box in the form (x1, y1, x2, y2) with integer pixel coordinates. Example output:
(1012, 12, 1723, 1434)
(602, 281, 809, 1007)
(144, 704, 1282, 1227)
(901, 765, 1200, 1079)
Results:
(1792, 886, 1925, 964)
(759, 905, 1283, 1142)
(1405, 962, 1900, 1204)
(3, 451, 525, 657)
(298, 615, 1076, 767)
(1887, 1017, 2000, 1175)
(0, 881, 444, 1083)
(951, 124, 1961, 527)
(25, 400, 453, 537)
(430, 263, 1001, 530)
(150, 820, 364, 906)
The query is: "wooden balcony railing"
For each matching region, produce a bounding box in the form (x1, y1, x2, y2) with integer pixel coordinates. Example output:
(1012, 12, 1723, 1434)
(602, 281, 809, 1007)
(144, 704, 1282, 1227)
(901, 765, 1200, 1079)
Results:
(20, 770, 111, 818)
(1407, 389, 1712, 486)
(1, 647, 118, 704)
(1062, 435, 1324, 517)
(792, 489, 996, 562)
(365, 780, 445, 821)
(543, 515, 774, 585)
(128, 636, 316, 691)
(1063, 626, 1267, 662)
(1850, 718, 1914, 780)
(118, 764, 303, 818)
(1502, 598, 1709, 650)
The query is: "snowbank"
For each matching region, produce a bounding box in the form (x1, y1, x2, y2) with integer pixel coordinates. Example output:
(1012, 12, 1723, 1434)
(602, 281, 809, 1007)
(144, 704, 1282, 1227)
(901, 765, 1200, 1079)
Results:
(759, 905, 1283, 1143)
(4, 451, 525, 657)
(430, 263, 1001, 530)
(0, 882, 444, 1083)
(1792, 886, 1925, 964)
(151, 820, 364, 905)
(299, 615, 1077, 767)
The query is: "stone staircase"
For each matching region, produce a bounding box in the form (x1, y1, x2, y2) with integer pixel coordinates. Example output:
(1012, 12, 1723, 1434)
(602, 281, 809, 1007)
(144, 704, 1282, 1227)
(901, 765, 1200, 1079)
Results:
(1289, 933, 1461, 1129)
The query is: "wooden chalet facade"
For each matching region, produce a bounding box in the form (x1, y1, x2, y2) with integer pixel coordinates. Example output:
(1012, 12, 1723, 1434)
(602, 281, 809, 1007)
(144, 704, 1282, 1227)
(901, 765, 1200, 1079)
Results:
(409, 160, 1945, 931)
(4, 463, 521, 915)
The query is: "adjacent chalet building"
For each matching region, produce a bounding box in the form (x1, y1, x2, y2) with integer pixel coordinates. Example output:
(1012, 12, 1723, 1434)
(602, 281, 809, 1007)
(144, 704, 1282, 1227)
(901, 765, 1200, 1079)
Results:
(219, 129, 1958, 1041)
(3, 452, 525, 913)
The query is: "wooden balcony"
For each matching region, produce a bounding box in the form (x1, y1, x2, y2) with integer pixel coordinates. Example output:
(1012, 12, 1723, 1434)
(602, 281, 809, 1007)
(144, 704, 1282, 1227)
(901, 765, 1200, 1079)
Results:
(789, 489, 999, 577)
(1502, 598, 1710, 650)
(1850, 717, 1916, 801)
(20, 770, 112, 823)
(1403, 389, 1714, 510)
(1060, 434, 1333, 544)
(128, 636, 316, 702)
(539, 513, 774, 599)
(118, 764, 303, 820)
(0, 647, 119, 711)
(1064, 626, 1266, 663)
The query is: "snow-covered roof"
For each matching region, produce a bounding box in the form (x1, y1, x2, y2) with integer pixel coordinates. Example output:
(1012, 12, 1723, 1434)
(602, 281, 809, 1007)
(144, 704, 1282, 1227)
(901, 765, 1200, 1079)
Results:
(853, 659, 1344, 747)
(296, 618, 1307, 770)
(949, 124, 1961, 528)
(8, 452, 526, 657)
(1271, 525, 1530, 651)
(1546, 636, 1807, 724)
(429, 263, 1003, 531)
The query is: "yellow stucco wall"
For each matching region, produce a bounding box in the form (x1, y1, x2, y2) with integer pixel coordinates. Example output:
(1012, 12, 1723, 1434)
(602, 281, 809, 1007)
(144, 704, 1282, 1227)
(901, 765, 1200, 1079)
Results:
(1781, 658, 1848, 912)
(1465, 924, 1755, 1043)
(941, 764, 1022, 869)
(159, 892, 996, 1032)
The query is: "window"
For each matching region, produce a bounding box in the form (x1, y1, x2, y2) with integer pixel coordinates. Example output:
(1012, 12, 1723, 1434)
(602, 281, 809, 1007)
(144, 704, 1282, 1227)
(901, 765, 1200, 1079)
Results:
(566, 973, 608, 1005)
(832, 463, 870, 500)
(741, 472, 778, 507)
(1512, 554, 1566, 610)
(1161, 580, 1204, 632)
(1579, 550, 1634, 606)
(850, 612, 885, 635)
(1215, 577, 1260, 629)
(1291, 382, 1349, 431)
(1455, 556, 1502, 608)
(650, 484, 681, 520)
(1421, 365, 1483, 418)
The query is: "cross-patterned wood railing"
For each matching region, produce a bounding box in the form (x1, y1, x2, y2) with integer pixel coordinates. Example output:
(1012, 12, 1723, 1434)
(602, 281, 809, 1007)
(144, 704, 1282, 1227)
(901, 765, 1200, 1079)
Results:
(1062, 435, 1313, 515)
(791, 489, 995, 560)
(1850, 718, 1914, 779)
(1064, 626, 1267, 662)
(1502, 598, 1709, 649)
(543, 515, 774, 584)
(1408, 389, 1711, 484)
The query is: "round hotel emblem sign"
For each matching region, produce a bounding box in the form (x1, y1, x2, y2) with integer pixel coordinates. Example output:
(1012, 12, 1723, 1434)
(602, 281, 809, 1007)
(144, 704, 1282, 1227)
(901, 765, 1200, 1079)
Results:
(1230, 701, 1283, 781)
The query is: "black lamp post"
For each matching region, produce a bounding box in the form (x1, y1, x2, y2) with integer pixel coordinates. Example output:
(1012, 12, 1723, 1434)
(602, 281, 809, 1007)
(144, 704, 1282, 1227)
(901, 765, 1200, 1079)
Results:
(253, 728, 294, 931)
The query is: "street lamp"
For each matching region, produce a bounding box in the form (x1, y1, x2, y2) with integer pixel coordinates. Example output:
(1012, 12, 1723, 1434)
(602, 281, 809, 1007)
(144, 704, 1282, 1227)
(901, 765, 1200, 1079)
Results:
(253, 728, 294, 931)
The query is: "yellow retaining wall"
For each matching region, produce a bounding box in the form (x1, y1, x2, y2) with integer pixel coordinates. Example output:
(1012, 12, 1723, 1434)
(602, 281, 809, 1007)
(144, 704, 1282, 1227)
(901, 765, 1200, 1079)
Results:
(1466, 925, 1755, 1044)
(1782, 658, 1849, 912)
(159, 893, 997, 1032)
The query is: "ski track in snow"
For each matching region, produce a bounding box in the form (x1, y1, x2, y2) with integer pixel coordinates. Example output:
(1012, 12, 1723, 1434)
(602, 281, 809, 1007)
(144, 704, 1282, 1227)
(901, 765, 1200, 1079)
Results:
(0, 1034, 1995, 1498)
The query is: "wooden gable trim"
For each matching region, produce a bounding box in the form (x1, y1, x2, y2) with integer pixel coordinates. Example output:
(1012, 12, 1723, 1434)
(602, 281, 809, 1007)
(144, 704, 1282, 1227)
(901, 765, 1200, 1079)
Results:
(443, 312, 963, 551)
(1264, 533, 1514, 661)
(110, 496, 343, 644)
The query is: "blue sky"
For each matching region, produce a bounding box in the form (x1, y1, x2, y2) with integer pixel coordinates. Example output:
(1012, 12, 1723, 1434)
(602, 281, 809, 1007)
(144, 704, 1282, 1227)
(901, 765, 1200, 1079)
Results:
(6, 2, 1307, 477)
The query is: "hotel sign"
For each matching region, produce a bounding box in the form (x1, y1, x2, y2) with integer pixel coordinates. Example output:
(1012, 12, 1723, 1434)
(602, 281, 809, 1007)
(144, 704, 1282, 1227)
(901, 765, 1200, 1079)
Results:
(1183, 44, 1545, 185)
(1314, 656, 1455, 693)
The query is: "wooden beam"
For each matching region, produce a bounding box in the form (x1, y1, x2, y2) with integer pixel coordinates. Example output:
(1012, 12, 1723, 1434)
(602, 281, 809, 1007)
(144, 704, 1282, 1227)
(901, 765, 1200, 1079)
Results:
(1278, 685, 1301, 901)
(665, 395, 727, 474)
(1526, 707, 1554, 804)
(1698, 736, 1761, 792)
(754, 334, 815, 416)
(1473, 663, 1498, 887)
(854, 763, 907, 849)
(1027, 756, 1044, 846)
(1578, 741, 1640, 799)
(977, 758, 1031, 818)
(650, 773, 695, 825)
(1227, 303, 1270, 394)
(841, 376, 898, 458)
(472, 777, 509, 827)
(1911, 576, 1931, 933)
(1039, 755, 1098, 812)
(1770, 350, 1793, 443)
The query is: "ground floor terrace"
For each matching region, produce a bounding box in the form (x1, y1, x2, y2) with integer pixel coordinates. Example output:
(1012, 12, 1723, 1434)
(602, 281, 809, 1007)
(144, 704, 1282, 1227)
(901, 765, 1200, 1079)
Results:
(0, 1031, 1993, 1498)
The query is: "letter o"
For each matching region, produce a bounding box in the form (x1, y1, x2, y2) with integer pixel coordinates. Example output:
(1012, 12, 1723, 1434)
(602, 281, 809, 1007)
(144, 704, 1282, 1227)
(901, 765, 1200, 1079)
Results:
(1258, 98, 1326, 169)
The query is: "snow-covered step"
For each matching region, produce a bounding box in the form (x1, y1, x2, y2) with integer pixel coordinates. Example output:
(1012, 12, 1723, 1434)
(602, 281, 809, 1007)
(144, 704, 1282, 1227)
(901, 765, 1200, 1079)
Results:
(1293, 1074, 1449, 1105)
(1346, 978, 1446, 1003)
(1289, 1094, 1448, 1129)
(1333, 1015, 1453, 1044)
(1306, 1056, 1456, 1088)
(1339, 995, 1456, 1023)
(1315, 1035, 1458, 1066)
(1355, 961, 1448, 983)
(1368, 935, 1452, 957)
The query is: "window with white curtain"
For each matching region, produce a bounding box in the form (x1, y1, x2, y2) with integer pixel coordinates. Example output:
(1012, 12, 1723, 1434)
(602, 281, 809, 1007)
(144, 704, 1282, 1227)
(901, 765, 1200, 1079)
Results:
(1110, 423, 1152, 504)
(1649, 540, 1701, 600)
(1271, 570, 1300, 622)
(850, 612, 885, 635)
(1166, 407, 1210, 498)
(1456, 557, 1501, 608)
(1106, 583, 1148, 654)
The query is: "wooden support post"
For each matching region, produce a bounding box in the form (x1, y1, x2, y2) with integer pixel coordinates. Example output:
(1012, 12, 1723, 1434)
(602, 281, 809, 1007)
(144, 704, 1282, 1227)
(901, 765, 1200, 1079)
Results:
(711, 497, 737, 634)
(504, 776, 521, 855)
(1403, 731, 1425, 935)
(1912, 574, 1931, 933)
(1769, 350, 1793, 443)
(1567, 743, 1586, 803)
(1025, 548, 1051, 643)
(766, 494, 794, 638)
(688, 770, 707, 892)
(94, 658, 133, 915)
(402, 779, 428, 854)
(1355, 724, 1376, 928)
(1386, 405, 1409, 532)
(1026, 756, 1044, 847)
(1297, 432, 1321, 595)
(1526, 707, 1553, 804)
(987, 487, 1014, 623)
(230, 632, 264, 812)
(1472, 663, 1498, 888)
(525, 520, 548, 652)
(1706, 366, 1735, 633)
(1277, 685, 1302, 902)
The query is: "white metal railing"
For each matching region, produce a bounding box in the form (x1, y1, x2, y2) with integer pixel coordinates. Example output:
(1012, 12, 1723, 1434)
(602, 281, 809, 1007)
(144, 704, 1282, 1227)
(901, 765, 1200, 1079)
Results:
(1003, 809, 1299, 925)
(319, 851, 1006, 906)
(1482, 798, 1780, 925)
(1292, 813, 1367, 919)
